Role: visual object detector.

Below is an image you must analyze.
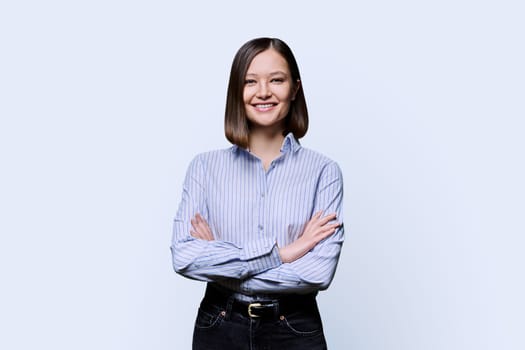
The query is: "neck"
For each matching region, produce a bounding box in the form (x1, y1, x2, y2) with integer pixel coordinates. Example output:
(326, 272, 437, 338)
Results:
(248, 127, 286, 168)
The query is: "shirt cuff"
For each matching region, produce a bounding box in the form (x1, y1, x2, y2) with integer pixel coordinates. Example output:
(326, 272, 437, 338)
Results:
(240, 238, 282, 276)
(241, 238, 276, 260)
(246, 244, 282, 276)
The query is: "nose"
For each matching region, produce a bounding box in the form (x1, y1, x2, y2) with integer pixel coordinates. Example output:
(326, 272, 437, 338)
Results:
(256, 82, 272, 99)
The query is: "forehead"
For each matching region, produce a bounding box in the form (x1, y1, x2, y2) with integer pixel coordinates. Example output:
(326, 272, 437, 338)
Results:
(246, 48, 290, 75)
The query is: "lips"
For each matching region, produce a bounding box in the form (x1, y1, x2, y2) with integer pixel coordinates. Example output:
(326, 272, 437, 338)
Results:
(252, 103, 277, 111)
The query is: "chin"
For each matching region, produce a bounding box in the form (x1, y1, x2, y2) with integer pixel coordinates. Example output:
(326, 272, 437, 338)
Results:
(248, 118, 286, 130)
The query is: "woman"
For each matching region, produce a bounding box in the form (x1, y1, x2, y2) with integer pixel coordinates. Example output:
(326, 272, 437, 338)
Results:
(171, 37, 344, 349)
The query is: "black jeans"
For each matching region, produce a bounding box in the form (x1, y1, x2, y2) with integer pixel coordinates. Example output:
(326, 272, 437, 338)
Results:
(192, 284, 327, 350)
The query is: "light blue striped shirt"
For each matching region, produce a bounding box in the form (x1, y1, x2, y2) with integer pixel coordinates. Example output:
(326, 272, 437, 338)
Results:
(171, 133, 344, 295)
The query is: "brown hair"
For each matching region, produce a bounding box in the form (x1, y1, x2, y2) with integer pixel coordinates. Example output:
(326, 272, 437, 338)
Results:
(225, 37, 308, 148)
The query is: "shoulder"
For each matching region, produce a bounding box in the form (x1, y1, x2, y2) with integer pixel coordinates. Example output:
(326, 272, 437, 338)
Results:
(295, 146, 343, 178)
(186, 147, 237, 171)
(192, 147, 235, 162)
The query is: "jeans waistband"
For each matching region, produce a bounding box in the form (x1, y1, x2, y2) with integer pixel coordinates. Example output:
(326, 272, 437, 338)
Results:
(206, 283, 318, 302)
(203, 283, 319, 319)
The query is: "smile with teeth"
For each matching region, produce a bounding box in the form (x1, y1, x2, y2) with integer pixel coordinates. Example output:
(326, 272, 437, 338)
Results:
(253, 103, 277, 111)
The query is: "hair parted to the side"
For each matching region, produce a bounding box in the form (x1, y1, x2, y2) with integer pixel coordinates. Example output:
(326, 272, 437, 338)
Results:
(225, 37, 309, 148)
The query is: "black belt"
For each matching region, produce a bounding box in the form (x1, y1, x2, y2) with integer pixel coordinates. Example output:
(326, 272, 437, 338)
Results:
(233, 299, 279, 318)
(203, 283, 318, 319)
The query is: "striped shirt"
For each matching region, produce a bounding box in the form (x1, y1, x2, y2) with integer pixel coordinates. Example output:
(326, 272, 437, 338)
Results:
(171, 132, 344, 295)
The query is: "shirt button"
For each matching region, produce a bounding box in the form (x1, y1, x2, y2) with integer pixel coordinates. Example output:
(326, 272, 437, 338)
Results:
(261, 193, 265, 198)
(258, 225, 263, 230)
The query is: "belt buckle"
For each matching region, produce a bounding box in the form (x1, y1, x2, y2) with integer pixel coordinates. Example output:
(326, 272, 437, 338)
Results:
(248, 303, 262, 318)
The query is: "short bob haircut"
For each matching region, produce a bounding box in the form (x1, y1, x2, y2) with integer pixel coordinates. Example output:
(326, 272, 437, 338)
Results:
(225, 37, 308, 148)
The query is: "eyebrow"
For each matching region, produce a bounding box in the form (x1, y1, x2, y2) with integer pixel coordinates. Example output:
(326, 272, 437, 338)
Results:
(245, 71, 288, 77)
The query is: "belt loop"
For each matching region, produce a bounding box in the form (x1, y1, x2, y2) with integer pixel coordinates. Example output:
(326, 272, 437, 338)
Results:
(225, 295, 234, 320)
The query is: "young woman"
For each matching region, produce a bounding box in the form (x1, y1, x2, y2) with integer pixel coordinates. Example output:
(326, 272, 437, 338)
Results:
(171, 37, 344, 349)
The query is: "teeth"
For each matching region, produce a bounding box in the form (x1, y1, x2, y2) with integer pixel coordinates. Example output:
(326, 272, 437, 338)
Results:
(256, 104, 274, 108)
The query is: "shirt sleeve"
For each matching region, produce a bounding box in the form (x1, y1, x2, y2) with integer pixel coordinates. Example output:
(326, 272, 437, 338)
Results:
(238, 161, 344, 294)
(170, 155, 282, 282)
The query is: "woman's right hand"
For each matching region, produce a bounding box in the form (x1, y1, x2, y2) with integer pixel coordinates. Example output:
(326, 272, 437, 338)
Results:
(190, 213, 214, 241)
(278, 211, 340, 263)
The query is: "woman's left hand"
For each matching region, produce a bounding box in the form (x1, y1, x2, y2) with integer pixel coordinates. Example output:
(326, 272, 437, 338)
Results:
(190, 213, 214, 241)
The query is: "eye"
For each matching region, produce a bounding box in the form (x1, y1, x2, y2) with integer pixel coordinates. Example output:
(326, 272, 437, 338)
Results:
(271, 78, 285, 84)
(244, 79, 256, 85)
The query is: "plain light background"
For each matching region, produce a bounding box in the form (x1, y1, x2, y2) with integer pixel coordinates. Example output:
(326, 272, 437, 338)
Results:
(1, 1, 524, 349)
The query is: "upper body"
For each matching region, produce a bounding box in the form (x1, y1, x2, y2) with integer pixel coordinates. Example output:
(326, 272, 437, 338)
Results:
(170, 37, 344, 296)
(171, 132, 344, 295)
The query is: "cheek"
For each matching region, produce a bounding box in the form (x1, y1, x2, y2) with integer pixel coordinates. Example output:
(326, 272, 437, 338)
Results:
(278, 85, 294, 101)
(243, 87, 255, 104)
(280, 102, 292, 117)
(279, 92, 291, 105)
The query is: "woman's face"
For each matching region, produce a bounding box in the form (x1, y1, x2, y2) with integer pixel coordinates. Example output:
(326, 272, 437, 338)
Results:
(243, 48, 298, 132)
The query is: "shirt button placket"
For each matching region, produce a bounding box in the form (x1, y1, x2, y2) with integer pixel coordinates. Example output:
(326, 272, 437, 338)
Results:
(258, 164, 267, 235)
(259, 193, 265, 234)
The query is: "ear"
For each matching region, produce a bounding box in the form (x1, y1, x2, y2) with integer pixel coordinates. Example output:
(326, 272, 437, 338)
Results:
(291, 79, 301, 101)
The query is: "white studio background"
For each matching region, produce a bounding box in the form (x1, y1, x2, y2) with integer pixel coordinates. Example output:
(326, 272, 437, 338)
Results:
(1, 1, 523, 349)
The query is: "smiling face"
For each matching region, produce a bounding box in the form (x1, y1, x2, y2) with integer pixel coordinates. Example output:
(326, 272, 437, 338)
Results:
(243, 48, 298, 133)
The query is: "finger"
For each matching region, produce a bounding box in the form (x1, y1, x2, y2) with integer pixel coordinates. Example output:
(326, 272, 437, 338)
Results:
(195, 214, 211, 233)
(323, 224, 340, 234)
(191, 216, 206, 235)
(194, 217, 214, 240)
(327, 221, 340, 227)
(191, 229, 211, 241)
(190, 218, 199, 232)
(320, 222, 340, 232)
(192, 225, 206, 238)
(197, 224, 212, 240)
(193, 218, 204, 230)
(192, 214, 205, 228)
(204, 225, 213, 238)
(196, 213, 206, 224)
(320, 226, 337, 239)
(318, 213, 337, 225)
(195, 220, 212, 238)
(199, 215, 209, 228)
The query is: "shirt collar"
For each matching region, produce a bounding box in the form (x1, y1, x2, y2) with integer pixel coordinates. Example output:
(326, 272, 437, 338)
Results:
(231, 132, 301, 155)
(280, 132, 301, 154)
